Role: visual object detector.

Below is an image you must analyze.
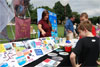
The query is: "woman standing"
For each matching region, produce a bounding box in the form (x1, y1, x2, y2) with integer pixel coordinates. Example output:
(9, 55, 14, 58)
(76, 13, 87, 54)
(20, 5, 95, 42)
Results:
(38, 10, 52, 38)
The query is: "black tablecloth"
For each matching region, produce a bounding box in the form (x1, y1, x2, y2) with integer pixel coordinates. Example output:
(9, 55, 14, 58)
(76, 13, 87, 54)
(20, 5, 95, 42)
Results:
(24, 50, 72, 67)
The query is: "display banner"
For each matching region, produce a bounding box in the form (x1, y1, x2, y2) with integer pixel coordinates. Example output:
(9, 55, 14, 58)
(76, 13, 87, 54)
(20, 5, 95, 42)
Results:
(37, 8, 58, 38)
(15, 17, 31, 40)
(0, 0, 14, 32)
(48, 11, 58, 38)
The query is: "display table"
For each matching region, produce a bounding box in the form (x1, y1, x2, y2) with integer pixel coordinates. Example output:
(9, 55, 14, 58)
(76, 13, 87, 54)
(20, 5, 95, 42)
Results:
(0, 37, 78, 67)
(24, 49, 72, 67)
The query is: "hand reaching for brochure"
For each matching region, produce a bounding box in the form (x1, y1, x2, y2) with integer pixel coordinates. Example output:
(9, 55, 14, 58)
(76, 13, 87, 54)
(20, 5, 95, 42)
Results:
(42, 30, 46, 36)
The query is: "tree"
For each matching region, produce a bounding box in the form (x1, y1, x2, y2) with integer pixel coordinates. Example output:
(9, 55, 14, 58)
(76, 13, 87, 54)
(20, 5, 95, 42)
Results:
(53, 1, 72, 21)
(26, 4, 37, 24)
(89, 17, 99, 25)
(38, 6, 54, 12)
(66, 4, 72, 17)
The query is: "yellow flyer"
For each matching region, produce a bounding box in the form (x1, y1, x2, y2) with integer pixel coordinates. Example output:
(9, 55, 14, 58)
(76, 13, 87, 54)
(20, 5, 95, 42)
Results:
(0, 44, 6, 53)
(43, 41, 48, 44)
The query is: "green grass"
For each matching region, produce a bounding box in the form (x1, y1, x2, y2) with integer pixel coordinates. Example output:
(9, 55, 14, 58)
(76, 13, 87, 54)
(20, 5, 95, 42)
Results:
(57, 24, 64, 37)
(7, 25, 15, 40)
(0, 24, 64, 43)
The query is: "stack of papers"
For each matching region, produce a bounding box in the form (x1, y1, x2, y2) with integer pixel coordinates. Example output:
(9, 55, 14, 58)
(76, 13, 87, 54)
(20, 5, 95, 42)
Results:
(35, 58, 60, 67)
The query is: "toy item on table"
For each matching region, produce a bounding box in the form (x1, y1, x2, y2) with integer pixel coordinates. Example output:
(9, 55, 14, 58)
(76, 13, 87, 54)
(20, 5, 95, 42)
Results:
(55, 37, 59, 43)
(64, 40, 72, 52)
(59, 38, 63, 43)
(62, 38, 66, 43)
(55, 37, 59, 40)
(59, 38, 66, 47)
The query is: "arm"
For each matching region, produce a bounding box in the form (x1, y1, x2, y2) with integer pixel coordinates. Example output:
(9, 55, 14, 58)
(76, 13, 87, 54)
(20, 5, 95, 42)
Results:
(70, 52, 81, 67)
(70, 39, 83, 67)
(74, 30, 78, 38)
(38, 24, 46, 36)
(70, 52, 76, 67)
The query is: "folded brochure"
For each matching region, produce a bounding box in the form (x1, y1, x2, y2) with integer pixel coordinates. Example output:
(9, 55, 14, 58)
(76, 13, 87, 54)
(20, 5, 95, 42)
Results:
(35, 58, 60, 67)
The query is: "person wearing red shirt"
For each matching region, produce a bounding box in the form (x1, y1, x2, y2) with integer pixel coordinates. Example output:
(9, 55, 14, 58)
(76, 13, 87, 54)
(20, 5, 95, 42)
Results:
(38, 10, 52, 38)
(79, 13, 96, 39)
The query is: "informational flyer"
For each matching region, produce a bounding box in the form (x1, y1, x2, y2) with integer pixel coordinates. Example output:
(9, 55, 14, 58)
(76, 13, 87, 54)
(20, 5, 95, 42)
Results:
(0, 44, 6, 53)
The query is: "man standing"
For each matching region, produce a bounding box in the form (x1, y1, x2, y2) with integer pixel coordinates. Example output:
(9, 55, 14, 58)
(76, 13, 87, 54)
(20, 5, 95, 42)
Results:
(65, 15, 75, 40)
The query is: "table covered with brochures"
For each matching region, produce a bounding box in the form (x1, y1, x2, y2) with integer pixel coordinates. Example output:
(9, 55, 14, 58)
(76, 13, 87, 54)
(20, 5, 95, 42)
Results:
(0, 37, 78, 67)
(24, 49, 72, 67)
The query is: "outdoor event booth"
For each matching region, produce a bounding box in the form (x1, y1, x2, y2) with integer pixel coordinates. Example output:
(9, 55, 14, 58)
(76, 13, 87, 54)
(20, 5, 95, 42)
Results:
(0, 1, 79, 66)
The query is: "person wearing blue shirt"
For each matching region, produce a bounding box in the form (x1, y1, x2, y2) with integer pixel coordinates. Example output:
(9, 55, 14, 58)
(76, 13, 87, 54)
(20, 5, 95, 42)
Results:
(65, 15, 75, 40)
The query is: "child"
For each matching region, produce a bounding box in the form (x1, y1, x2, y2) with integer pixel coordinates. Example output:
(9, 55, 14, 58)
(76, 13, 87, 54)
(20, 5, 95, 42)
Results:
(70, 20, 100, 67)
(79, 13, 96, 39)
